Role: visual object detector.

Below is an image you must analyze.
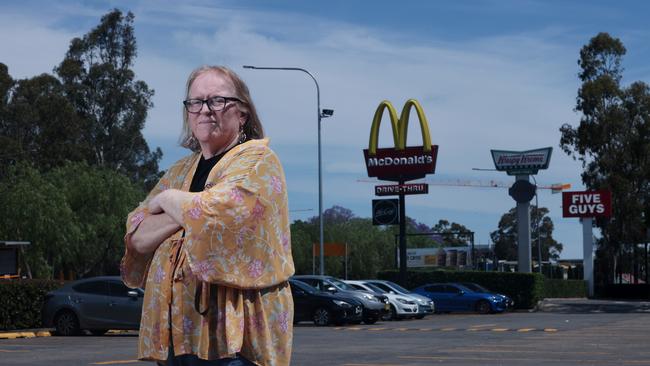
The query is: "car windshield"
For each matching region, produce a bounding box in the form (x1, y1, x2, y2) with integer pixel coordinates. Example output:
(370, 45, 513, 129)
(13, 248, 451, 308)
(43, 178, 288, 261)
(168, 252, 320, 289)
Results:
(384, 281, 411, 294)
(461, 283, 490, 293)
(330, 278, 355, 291)
(363, 283, 385, 293)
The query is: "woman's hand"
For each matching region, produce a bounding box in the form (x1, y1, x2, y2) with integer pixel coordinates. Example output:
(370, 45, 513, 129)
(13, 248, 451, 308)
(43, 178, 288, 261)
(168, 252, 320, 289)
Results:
(148, 190, 168, 214)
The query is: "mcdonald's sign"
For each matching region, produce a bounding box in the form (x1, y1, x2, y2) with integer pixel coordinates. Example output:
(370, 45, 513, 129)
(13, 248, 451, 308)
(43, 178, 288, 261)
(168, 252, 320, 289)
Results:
(363, 99, 438, 182)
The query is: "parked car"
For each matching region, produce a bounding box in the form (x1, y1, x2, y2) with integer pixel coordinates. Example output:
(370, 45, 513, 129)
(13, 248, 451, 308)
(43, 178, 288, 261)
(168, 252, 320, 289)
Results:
(412, 283, 508, 314)
(363, 279, 435, 318)
(344, 280, 419, 320)
(292, 275, 389, 324)
(289, 279, 363, 326)
(458, 282, 514, 309)
(42, 276, 143, 336)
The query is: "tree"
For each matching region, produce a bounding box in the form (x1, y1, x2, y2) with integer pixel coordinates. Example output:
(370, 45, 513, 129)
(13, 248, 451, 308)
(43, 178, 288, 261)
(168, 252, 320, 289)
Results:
(490, 206, 563, 262)
(559, 32, 650, 283)
(431, 219, 474, 246)
(0, 162, 144, 279)
(55, 9, 161, 188)
(0, 69, 90, 172)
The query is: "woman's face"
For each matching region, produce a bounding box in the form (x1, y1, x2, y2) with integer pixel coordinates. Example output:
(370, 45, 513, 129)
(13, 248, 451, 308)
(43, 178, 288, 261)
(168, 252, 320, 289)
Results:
(187, 71, 246, 157)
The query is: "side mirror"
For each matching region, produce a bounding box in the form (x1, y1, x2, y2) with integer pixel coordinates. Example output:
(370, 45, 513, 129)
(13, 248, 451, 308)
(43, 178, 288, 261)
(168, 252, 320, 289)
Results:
(389, 291, 396, 294)
(127, 290, 140, 298)
(326, 286, 337, 293)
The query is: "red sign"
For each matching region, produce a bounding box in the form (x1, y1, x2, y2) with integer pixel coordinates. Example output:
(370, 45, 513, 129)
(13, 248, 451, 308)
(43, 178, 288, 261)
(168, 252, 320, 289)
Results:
(375, 183, 429, 196)
(562, 190, 612, 218)
(363, 146, 438, 182)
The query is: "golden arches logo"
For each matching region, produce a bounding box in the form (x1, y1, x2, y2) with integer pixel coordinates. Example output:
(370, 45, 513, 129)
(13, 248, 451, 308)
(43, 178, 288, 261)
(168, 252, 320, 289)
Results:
(368, 99, 432, 156)
(363, 99, 438, 182)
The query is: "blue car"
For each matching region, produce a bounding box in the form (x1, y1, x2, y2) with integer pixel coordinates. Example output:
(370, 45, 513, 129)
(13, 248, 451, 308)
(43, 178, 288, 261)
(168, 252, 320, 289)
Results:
(411, 283, 507, 314)
(458, 282, 514, 310)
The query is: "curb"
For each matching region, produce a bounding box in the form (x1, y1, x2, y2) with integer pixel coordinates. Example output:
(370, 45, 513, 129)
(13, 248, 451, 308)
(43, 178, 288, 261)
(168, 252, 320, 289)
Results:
(0, 331, 51, 339)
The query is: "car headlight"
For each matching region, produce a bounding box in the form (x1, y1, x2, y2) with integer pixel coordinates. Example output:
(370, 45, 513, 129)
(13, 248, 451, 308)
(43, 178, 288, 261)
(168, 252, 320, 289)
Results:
(363, 294, 378, 302)
(332, 300, 351, 307)
(489, 296, 499, 301)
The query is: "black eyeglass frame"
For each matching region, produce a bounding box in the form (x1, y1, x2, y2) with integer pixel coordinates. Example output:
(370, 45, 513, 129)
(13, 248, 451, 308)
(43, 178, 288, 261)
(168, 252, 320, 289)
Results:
(182, 96, 243, 113)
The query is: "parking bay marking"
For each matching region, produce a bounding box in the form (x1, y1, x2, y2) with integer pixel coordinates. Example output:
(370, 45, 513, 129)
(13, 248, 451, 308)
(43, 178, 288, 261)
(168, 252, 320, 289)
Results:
(336, 327, 552, 333)
(91, 360, 141, 365)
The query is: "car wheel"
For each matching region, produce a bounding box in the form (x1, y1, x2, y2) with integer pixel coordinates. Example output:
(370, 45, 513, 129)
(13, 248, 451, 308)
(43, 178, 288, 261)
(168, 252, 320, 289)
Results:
(383, 305, 398, 321)
(54, 310, 81, 336)
(89, 329, 108, 336)
(475, 300, 492, 314)
(313, 308, 331, 326)
(363, 316, 378, 325)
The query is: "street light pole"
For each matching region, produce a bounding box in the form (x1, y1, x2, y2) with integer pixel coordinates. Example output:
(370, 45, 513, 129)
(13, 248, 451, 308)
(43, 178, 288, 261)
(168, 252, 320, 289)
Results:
(242, 65, 330, 276)
(530, 175, 543, 274)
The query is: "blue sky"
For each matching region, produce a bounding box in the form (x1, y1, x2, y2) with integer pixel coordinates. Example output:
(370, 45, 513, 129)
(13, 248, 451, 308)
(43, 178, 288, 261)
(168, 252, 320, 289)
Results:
(2, 0, 649, 259)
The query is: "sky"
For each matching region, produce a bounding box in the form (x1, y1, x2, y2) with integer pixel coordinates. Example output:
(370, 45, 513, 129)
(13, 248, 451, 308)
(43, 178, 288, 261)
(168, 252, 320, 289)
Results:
(2, 0, 649, 260)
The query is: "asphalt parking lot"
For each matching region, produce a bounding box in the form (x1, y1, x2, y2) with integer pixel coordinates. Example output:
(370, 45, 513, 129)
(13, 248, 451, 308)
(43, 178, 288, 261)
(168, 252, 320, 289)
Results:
(1, 299, 649, 366)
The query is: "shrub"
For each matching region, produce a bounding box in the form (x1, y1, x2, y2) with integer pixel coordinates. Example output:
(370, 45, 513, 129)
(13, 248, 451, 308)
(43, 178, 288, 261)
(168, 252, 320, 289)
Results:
(0, 279, 65, 330)
(543, 279, 588, 298)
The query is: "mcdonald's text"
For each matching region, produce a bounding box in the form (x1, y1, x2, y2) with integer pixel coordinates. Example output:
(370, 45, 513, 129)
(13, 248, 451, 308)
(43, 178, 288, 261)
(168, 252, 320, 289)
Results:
(364, 145, 438, 181)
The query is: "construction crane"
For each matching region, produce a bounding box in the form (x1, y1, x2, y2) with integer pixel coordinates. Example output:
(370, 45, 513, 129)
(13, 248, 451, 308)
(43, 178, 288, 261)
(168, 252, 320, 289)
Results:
(356, 178, 571, 193)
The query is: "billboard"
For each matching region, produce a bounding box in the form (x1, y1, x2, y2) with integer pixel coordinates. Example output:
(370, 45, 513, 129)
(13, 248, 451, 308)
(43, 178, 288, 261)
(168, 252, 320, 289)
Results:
(562, 190, 612, 218)
(491, 147, 552, 175)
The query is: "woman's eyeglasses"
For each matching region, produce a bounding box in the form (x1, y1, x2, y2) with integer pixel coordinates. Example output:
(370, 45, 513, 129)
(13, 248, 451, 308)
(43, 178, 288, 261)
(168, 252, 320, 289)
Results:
(183, 96, 242, 113)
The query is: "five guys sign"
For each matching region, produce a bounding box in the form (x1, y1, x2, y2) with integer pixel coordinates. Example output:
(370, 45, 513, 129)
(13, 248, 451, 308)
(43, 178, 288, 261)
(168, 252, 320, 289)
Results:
(562, 190, 612, 218)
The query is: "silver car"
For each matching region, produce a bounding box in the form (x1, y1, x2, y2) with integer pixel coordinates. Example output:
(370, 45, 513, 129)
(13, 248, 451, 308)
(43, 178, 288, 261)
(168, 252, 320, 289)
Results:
(42, 276, 143, 336)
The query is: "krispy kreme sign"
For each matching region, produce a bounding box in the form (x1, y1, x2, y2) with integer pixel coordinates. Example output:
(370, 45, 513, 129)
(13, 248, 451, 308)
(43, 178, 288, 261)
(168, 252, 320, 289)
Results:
(363, 99, 439, 182)
(491, 147, 552, 175)
(562, 190, 612, 218)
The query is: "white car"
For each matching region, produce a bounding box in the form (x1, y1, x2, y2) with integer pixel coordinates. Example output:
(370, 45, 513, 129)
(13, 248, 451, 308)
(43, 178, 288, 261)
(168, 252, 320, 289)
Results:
(344, 280, 419, 320)
(364, 279, 435, 319)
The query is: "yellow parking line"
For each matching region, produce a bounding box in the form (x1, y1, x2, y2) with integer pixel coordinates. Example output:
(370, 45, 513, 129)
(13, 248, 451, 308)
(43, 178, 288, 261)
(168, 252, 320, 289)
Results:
(346, 327, 362, 331)
(440, 327, 456, 331)
(367, 327, 386, 331)
(467, 328, 480, 331)
(517, 328, 535, 332)
(0, 349, 28, 353)
(91, 360, 140, 365)
(491, 328, 509, 332)
(395, 328, 409, 331)
(418, 328, 433, 331)
(469, 323, 497, 328)
(544, 328, 558, 332)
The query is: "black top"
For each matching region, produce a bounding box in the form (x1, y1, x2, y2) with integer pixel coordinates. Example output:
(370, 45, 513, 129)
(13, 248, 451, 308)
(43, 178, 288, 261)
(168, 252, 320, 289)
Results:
(189, 151, 227, 193)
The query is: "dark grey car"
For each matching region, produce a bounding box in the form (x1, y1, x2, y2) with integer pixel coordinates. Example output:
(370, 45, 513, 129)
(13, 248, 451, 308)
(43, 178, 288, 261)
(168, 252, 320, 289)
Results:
(42, 276, 143, 336)
(292, 275, 389, 324)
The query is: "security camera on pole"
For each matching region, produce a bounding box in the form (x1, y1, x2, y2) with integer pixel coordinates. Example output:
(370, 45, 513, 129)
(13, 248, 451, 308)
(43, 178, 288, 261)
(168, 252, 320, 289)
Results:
(490, 147, 553, 273)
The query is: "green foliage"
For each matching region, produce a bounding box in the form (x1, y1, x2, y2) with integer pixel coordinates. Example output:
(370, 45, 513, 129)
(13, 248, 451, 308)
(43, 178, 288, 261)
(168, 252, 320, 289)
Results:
(559, 32, 650, 284)
(0, 279, 64, 330)
(430, 219, 474, 246)
(291, 206, 471, 279)
(54, 9, 161, 188)
(0, 162, 145, 278)
(490, 206, 563, 262)
(377, 269, 545, 309)
(543, 279, 588, 298)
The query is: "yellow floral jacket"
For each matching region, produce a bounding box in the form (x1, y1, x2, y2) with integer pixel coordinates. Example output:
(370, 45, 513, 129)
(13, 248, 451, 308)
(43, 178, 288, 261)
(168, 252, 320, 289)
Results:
(121, 139, 294, 365)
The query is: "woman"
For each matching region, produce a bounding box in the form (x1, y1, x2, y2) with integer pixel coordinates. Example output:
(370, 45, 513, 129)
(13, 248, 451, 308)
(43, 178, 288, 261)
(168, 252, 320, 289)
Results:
(121, 66, 294, 366)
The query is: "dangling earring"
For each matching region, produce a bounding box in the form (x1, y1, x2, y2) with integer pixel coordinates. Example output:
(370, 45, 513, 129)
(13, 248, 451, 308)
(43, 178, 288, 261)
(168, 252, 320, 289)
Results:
(238, 124, 247, 144)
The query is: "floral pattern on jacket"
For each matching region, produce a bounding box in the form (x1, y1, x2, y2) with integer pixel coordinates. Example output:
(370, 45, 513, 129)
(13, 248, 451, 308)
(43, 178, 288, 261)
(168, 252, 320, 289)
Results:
(120, 139, 294, 366)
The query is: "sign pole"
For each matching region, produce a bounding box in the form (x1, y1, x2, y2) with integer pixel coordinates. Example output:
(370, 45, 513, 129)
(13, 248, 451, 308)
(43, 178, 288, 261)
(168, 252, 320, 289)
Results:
(398, 179, 407, 284)
(582, 217, 594, 297)
(516, 175, 532, 273)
